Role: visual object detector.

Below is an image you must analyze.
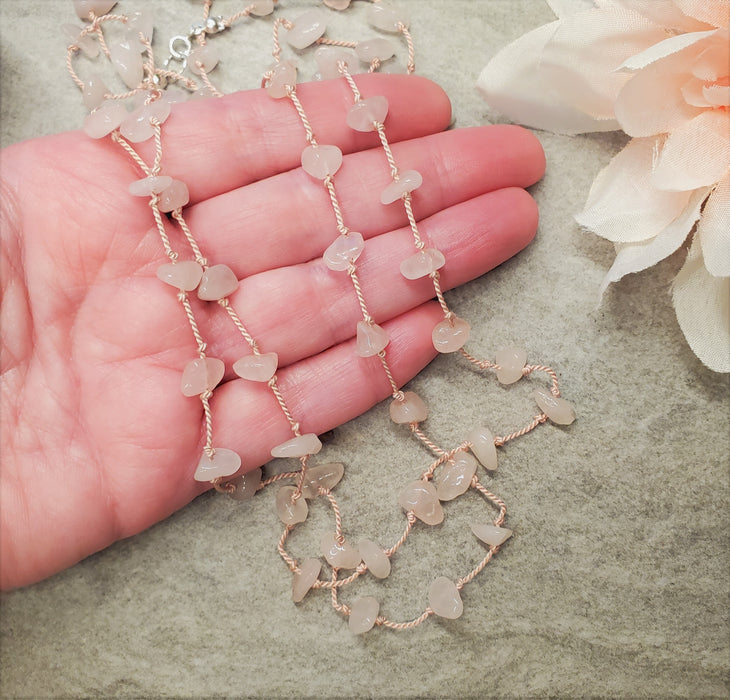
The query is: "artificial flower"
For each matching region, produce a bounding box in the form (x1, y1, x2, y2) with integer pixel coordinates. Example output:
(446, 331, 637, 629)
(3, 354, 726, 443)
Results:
(477, 0, 730, 372)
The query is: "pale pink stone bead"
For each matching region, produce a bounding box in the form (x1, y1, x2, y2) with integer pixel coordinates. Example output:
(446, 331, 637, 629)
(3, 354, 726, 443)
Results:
(323, 232, 364, 271)
(399, 248, 445, 280)
(495, 347, 527, 385)
(356, 321, 389, 357)
(275, 485, 308, 525)
(346, 96, 389, 132)
(233, 352, 278, 382)
(158, 180, 190, 213)
(466, 426, 498, 470)
(126, 9, 154, 44)
(301, 144, 343, 179)
(292, 558, 321, 602)
(428, 577, 463, 619)
(156, 261, 204, 291)
(197, 264, 238, 301)
(193, 448, 241, 482)
(470, 522, 513, 547)
(83, 100, 128, 139)
(286, 10, 327, 50)
(398, 480, 444, 525)
(432, 317, 471, 354)
(349, 597, 379, 635)
(128, 175, 173, 197)
(120, 99, 171, 143)
(314, 47, 357, 80)
(271, 433, 323, 458)
(301, 463, 345, 498)
(534, 387, 576, 425)
(389, 391, 428, 424)
(82, 74, 108, 110)
(250, 0, 276, 17)
(189, 45, 219, 75)
(180, 357, 225, 397)
(73, 0, 116, 19)
(356, 38, 396, 63)
(324, 0, 351, 9)
(109, 40, 144, 89)
(381, 170, 423, 204)
(435, 453, 477, 501)
(266, 60, 297, 98)
(358, 539, 391, 579)
(367, 1, 410, 33)
(228, 468, 262, 501)
(320, 532, 361, 570)
(62, 24, 99, 58)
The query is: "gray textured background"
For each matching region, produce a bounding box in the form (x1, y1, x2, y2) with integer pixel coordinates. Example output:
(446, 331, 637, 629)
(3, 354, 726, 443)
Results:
(1, 1, 728, 698)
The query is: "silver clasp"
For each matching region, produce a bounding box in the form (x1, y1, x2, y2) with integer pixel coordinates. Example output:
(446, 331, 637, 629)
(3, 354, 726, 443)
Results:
(164, 35, 192, 71)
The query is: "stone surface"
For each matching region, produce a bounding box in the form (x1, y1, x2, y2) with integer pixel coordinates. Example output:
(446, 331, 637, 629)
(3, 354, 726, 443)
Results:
(428, 577, 463, 619)
(233, 352, 278, 382)
(389, 391, 428, 424)
(193, 448, 241, 482)
(470, 522, 513, 547)
(157, 180, 190, 212)
(286, 10, 326, 50)
(534, 387, 576, 425)
(291, 558, 321, 603)
(156, 261, 203, 291)
(120, 99, 171, 142)
(432, 316, 471, 353)
(381, 170, 423, 204)
(197, 264, 239, 301)
(346, 96, 389, 132)
(73, 0, 117, 19)
(320, 533, 361, 570)
(275, 486, 308, 525)
(398, 480, 444, 525)
(180, 357, 225, 397)
(358, 539, 391, 579)
(301, 144, 343, 179)
(188, 45, 219, 75)
(349, 597, 379, 635)
(466, 426, 498, 470)
(323, 232, 364, 271)
(324, 0, 351, 9)
(270, 433, 323, 459)
(227, 468, 262, 501)
(82, 74, 107, 109)
(435, 453, 477, 501)
(301, 463, 345, 498)
(83, 100, 127, 139)
(128, 175, 173, 197)
(314, 47, 356, 80)
(356, 38, 396, 63)
(109, 40, 144, 89)
(399, 248, 445, 280)
(356, 321, 389, 357)
(495, 347, 527, 385)
(265, 60, 297, 98)
(367, 1, 410, 32)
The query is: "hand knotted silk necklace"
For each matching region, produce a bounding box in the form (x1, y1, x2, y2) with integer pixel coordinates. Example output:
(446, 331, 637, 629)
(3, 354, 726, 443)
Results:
(66, 0, 576, 634)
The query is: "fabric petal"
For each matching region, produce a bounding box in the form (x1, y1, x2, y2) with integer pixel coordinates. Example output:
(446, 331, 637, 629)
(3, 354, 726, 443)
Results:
(672, 235, 730, 373)
(698, 173, 730, 277)
(576, 136, 692, 242)
(546, 0, 595, 18)
(652, 110, 730, 191)
(614, 0, 717, 31)
(617, 29, 715, 70)
(673, 0, 730, 28)
(703, 83, 730, 107)
(692, 32, 730, 80)
(681, 76, 711, 107)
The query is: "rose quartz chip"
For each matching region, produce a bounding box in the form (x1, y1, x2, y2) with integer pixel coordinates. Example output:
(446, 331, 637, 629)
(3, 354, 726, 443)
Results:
(301, 144, 343, 179)
(266, 60, 297, 98)
(197, 264, 238, 301)
(495, 347, 527, 385)
(193, 447, 241, 482)
(82, 74, 108, 110)
(62, 24, 100, 58)
(292, 558, 321, 602)
(120, 99, 171, 142)
(125, 9, 153, 44)
(367, 1, 410, 33)
(156, 261, 204, 291)
(320, 532, 361, 569)
(286, 10, 327, 50)
(466, 426, 498, 470)
(271, 433, 323, 458)
(428, 577, 463, 619)
(73, 0, 117, 19)
(435, 453, 477, 501)
(128, 175, 172, 197)
(398, 480, 444, 525)
(381, 169, 423, 204)
(356, 38, 395, 63)
(323, 232, 364, 271)
(432, 316, 471, 353)
(324, 0, 351, 9)
(158, 180, 190, 212)
(399, 248, 445, 280)
(233, 352, 278, 382)
(275, 485, 308, 525)
(349, 597, 379, 634)
(389, 391, 428, 424)
(228, 468, 262, 501)
(250, 0, 275, 16)
(180, 357, 224, 397)
(346, 96, 389, 132)
(470, 522, 513, 547)
(315, 47, 357, 80)
(358, 539, 391, 579)
(110, 40, 144, 89)
(301, 463, 345, 498)
(356, 321, 389, 357)
(83, 100, 128, 139)
(534, 387, 576, 425)
(189, 45, 219, 75)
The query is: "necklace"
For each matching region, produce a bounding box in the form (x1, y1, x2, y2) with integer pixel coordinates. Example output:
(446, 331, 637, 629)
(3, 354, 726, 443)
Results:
(66, 0, 575, 633)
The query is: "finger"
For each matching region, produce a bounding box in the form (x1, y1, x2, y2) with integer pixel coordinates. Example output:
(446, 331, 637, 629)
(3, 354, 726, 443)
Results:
(202, 186, 538, 370)
(184, 124, 545, 277)
(144, 74, 452, 201)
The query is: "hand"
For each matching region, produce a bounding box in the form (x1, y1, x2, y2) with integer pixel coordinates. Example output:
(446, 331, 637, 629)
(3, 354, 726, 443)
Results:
(0, 74, 544, 590)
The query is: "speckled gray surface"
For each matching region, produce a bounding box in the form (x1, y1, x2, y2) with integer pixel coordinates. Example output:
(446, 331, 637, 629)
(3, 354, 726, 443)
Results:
(1, 1, 728, 698)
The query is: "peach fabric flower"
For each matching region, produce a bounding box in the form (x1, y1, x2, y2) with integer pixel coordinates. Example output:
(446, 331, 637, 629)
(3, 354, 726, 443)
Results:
(477, 0, 730, 372)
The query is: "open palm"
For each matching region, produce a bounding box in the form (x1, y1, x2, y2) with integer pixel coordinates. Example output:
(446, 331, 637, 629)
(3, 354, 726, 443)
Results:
(0, 74, 544, 590)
